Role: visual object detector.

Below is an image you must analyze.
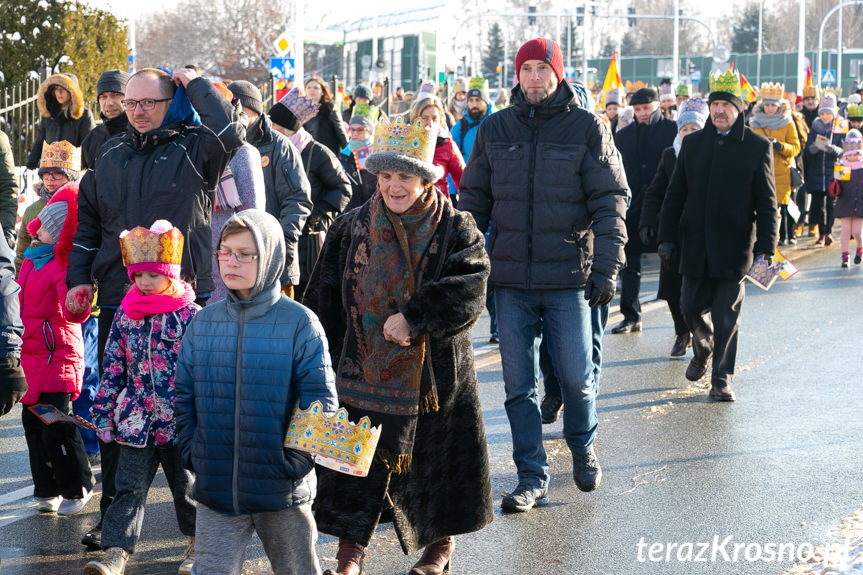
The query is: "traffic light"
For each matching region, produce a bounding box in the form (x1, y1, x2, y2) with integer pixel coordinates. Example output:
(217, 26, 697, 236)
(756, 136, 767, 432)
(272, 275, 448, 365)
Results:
(496, 64, 501, 73)
(576, 6, 584, 26)
(528, 6, 536, 26)
(628, 7, 636, 27)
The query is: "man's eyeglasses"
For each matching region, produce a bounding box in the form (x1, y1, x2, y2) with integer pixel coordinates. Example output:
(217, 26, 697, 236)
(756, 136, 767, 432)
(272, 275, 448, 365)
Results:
(216, 250, 259, 264)
(121, 98, 172, 111)
(41, 171, 66, 181)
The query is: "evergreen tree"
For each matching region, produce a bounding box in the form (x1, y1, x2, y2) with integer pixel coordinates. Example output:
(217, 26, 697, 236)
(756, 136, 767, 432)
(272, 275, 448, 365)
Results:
(731, 2, 764, 54)
(482, 22, 505, 81)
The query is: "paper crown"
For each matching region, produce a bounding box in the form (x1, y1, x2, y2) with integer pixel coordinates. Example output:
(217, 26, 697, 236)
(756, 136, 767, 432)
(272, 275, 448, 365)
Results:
(605, 88, 622, 105)
(709, 69, 742, 98)
(373, 115, 436, 164)
(284, 401, 381, 477)
(848, 104, 863, 119)
(803, 85, 819, 99)
(676, 84, 690, 97)
(659, 83, 675, 100)
(760, 82, 784, 101)
(626, 80, 647, 94)
(40, 140, 81, 172)
(843, 129, 863, 151)
(468, 76, 488, 92)
(453, 77, 467, 93)
(680, 97, 708, 116)
(279, 88, 320, 125)
(119, 220, 184, 269)
(350, 102, 379, 123)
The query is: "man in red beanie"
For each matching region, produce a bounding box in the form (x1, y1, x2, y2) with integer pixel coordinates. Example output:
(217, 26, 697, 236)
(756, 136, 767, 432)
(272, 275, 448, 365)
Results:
(461, 37, 628, 512)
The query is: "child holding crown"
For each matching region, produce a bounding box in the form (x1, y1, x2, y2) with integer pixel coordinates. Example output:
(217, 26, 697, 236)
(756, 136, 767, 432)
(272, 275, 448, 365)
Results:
(85, 220, 199, 575)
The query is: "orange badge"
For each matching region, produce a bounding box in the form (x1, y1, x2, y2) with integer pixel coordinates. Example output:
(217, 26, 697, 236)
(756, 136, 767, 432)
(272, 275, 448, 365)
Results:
(261, 155, 270, 167)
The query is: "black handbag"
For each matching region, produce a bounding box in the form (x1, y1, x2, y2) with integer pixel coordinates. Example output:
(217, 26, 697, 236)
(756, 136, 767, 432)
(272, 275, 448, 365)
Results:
(790, 165, 804, 189)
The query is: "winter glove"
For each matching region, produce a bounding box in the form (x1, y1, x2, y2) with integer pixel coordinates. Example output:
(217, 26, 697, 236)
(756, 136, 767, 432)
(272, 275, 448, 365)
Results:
(583, 272, 616, 307)
(772, 139, 783, 152)
(0, 357, 27, 417)
(758, 253, 774, 267)
(97, 429, 115, 444)
(639, 226, 656, 247)
(657, 242, 677, 270)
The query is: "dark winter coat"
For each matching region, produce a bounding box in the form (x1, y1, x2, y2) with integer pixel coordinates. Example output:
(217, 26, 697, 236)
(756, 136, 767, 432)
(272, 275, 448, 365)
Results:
(0, 130, 17, 247)
(459, 80, 629, 289)
(246, 114, 313, 285)
(832, 167, 863, 218)
(68, 78, 244, 306)
(303, 104, 348, 156)
(303, 195, 494, 555)
(658, 111, 778, 279)
(26, 73, 96, 169)
(80, 113, 129, 170)
(639, 146, 677, 235)
(614, 107, 677, 253)
(338, 150, 377, 212)
(803, 118, 845, 193)
(297, 141, 352, 285)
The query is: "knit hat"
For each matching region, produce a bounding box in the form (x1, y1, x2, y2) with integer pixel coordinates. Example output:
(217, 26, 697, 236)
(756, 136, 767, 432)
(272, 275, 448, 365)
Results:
(226, 80, 263, 115)
(268, 102, 301, 132)
(96, 69, 130, 96)
(515, 37, 564, 84)
(38, 140, 81, 179)
(119, 220, 184, 281)
(453, 77, 468, 94)
(466, 77, 489, 103)
(353, 84, 373, 102)
(848, 94, 862, 106)
(37, 201, 68, 241)
(819, 93, 838, 116)
(350, 102, 379, 132)
(365, 116, 444, 183)
(677, 98, 708, 130)
(630, 88, 659, 106)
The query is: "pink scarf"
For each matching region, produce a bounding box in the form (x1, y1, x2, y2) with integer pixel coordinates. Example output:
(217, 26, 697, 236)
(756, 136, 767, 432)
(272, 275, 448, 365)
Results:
(289, 128, 314, 153)
(121, 280, 197, 321)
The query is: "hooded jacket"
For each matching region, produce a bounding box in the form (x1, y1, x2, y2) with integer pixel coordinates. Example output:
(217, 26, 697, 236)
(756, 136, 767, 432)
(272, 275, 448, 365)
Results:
(174, 209, 338, 515)
(25, 74, 96, 169)
(450, 104, 493, 162)
(459, 80, 629, 289)
(246, 114, 313, 285)
(80, 112, 129, 170)
(18, 182, 90, 404)
(68, 78, 244, 306)
(659, 110, 778, 279)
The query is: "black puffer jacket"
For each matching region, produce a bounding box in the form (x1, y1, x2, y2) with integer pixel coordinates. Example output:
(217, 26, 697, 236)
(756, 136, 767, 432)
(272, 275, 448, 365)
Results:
(459, 81, 629, 289)
(246, 114, 313, 285)
(297, 140, 352, 285)
(80, 113, 129, 170)
(68, 78, 244, 305)
(303, 104, 348, 156)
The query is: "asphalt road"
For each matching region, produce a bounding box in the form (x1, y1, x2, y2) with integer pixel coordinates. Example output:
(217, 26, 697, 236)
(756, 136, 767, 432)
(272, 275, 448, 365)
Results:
(1, 239, 861, 575)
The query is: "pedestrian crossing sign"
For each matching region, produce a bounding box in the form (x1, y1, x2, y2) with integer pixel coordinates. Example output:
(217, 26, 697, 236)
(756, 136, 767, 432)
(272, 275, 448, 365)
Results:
(822, 69, 836, 85)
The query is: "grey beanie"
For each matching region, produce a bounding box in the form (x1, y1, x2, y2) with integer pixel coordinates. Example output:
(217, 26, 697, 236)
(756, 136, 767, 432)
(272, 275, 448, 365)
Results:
(220, 209, 285, 301)
(227, 81, 263, 115)
(365, 152, 444, 184)
(38, 201, 68, 241)
(353, 84, 373, 101)
(349, 115, 374, 132)
(96, 69, 130, 95)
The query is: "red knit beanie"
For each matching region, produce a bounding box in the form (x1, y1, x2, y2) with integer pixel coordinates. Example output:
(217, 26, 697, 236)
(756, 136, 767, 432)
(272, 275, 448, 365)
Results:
(516, 38, 564, 84)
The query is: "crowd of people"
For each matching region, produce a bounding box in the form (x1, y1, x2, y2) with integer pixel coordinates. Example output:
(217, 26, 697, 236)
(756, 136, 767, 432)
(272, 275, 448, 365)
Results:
(0, 34, 855, 575)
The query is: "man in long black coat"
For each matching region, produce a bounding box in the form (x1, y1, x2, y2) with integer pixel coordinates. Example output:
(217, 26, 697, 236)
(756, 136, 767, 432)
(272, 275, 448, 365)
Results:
(612, 88, 677, 334)
(658, 80, 778, 402)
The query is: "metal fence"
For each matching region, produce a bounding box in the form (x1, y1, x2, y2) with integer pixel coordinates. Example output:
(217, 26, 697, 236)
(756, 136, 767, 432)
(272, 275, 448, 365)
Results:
(0, 77, 41, 167)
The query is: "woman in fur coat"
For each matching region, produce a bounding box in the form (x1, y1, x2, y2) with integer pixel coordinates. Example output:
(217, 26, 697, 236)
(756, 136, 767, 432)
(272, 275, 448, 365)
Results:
(25, 73, 95, 170)
(303, 117, 493, 575)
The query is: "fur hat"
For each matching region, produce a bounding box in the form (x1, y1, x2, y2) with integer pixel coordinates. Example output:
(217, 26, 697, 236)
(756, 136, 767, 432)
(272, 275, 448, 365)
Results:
(516, 37, 564, 84)
(226, 80, 263, 115)
(119, 220, 184, 281)
(365, 116, 443, 183)
(96, 69, 131, 96)
(819, 93, 838, 116)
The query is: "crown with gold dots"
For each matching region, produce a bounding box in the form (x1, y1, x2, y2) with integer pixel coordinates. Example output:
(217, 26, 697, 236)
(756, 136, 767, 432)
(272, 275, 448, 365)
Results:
(40, 140, 81, 173)
(119, 222, 184, 268)
(279, 88, 320, 125)
(373, 115, 436, 164)
(284, 401, 381, 477)
(709, 69, 742, 98)
(759, 82, 785, 101)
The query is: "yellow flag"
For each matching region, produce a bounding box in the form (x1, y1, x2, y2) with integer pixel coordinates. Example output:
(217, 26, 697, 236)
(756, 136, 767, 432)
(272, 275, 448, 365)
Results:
(599, 51, 623, 110)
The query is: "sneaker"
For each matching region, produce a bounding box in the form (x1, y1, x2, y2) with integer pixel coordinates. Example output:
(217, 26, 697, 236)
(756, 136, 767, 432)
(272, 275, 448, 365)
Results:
(825, 234, 834, 246)
(540, 395, 563, 424)
(36, 495, 62, 513)
(501, 483, 549, 512)
(178, 536, 195, 575)
(856, 253, 863, 265)
(788, 237, 797, 245)
(81, 522, 102, 550)
(57, 488, 93, 516)
(488, 333, 499, 344)
(842, 259, 849, 269)
(572, 446, 602, 492)
(84, 547, 128, 575)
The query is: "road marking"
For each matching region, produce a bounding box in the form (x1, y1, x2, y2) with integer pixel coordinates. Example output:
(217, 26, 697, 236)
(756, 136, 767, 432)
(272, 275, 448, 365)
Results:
(0, 485, 33, 507)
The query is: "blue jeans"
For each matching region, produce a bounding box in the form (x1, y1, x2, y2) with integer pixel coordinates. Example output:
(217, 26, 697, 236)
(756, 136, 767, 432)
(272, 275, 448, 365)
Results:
(496, 287, 601, 487)
(541, 304, 608, 397)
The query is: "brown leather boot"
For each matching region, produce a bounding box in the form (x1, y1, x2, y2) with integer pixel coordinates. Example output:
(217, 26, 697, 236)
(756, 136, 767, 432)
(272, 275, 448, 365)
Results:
(323, 539, 365, 575)
(409, 536, 454, 575)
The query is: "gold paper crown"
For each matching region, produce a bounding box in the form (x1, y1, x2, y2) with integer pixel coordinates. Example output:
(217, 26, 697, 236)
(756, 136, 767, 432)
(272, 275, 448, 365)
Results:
(279, 88, 321, 125)
(709, 69, 742, 98)
(626, 80, 647, 94)
(373, 116, 436, 164)
(350, 102, 379, 123)
(803, 85, 819, 99)
(848, 104, 863, 118)
(119, 224, 184, 267)
(40, 140, 81, 172)
(759, 82, 785, 101)
(284, 401, 381, 477)
(468, 76, 487, 92)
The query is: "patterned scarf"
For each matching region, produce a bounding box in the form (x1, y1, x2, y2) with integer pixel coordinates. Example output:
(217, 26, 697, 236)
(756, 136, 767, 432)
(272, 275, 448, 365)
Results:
(121, 279, 196, 321)
(338, 188, 443, 473)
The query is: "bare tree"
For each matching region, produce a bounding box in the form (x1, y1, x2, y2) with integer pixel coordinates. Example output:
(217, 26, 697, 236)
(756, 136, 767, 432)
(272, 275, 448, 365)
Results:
(620, 0, 710, 57)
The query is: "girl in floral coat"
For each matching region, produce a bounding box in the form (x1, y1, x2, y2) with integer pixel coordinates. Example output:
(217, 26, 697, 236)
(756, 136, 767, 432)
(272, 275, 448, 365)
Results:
(86, 221, 199, 575)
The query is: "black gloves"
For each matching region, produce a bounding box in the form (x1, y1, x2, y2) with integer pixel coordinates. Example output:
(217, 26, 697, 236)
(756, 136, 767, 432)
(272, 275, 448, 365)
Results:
(0, 357, 27, 417)
(584, 272, 616, 307)
(757, 253, 774, 267)
(772, 139, 783, 152)
(657, 242, 677, 270)
(639, 226, 656, 247)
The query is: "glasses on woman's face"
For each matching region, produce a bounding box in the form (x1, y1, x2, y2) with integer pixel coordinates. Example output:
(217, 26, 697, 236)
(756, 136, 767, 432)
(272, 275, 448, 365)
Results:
(121, 98, 172, 111)
(216, 250, 259, 264)
(41, 171, 66, 181)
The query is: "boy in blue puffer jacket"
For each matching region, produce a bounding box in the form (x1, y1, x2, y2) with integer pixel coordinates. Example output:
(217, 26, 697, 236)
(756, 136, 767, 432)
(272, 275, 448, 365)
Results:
(174, 209, 338, 575)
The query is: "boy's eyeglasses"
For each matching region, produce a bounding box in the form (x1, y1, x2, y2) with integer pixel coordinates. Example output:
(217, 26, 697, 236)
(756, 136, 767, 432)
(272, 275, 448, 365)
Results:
(121, 98, 172, 111)
(41, 171, 66, 181)
(216, 250, 259, 264)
